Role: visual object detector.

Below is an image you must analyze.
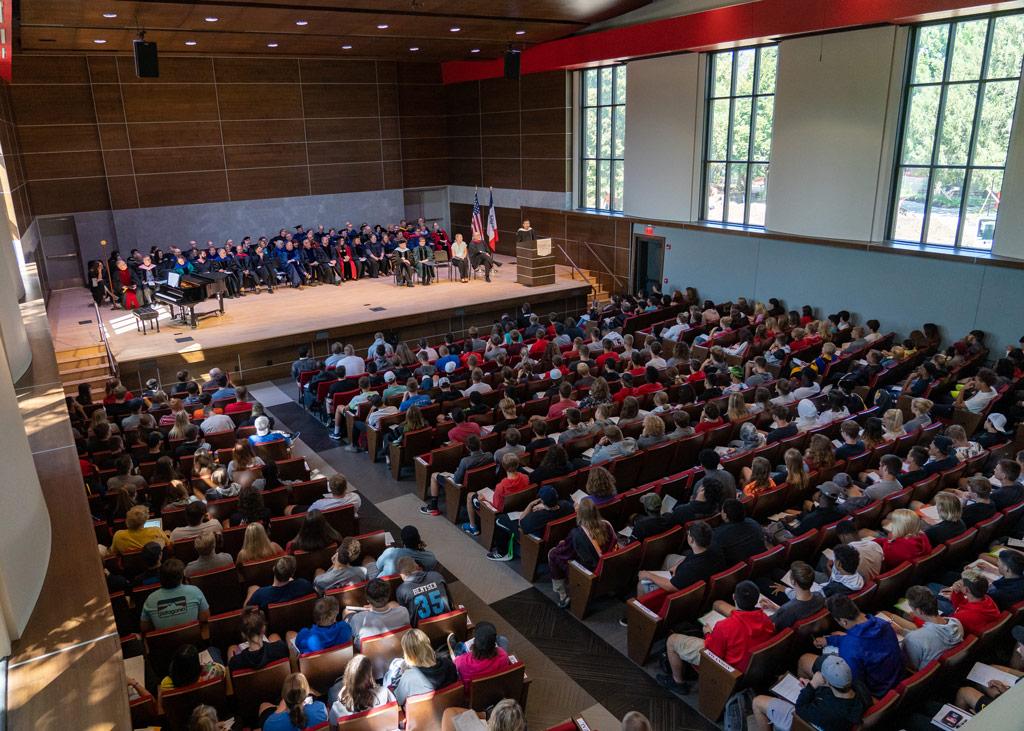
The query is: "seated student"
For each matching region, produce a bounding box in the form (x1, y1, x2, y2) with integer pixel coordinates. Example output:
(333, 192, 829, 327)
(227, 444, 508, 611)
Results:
(629, 492, 677, 542)
(879, 585, 964, 672)
(228, 605, 290, 672)
(990, 459, 1024, 509)
(157, 645, 225, 704)
(747, 561, 826, 631)
(694, 449, 739, 497)
(832, 420, 866, 462)
(462, 452, 529, 537)
(185, 531, 234, 577)
(293, 472, 361, 518)
(131, 541, 164, 588)
(896, 446, 931, 488)
(489, 485, 574, 562)
(752, 655, 870, 731)
(692, 401, 724, 435)
(523, 418, 555, 454)
(764, 404, 799, 445)
(847, 455, 906, 510)
(493, 427, 526, 467)
(712, 499, 767, 565)
(392, 628, 459, 707)
(667, 410, 696, 440)
(396, 556, 453, 627)
(548, 498, 615, 608)
(817, 543, 865, 598)
(313, 537, 368, 595)
(635, 520, 727, 612)
(921, 492, 967, 546)
(672, 473, 728, 525)
(869, 509, 932, 570)
(245, 556, 315, 614)
(171, 500, 224, 541)
(797, 594, 903, 700)
(922, 435, 958, 476)
(140, 559, 210, 632)
(421, 434, 493, 516)
(660, 580, 775, 692)
(290, 596, 352, 655)
(444, 408, 481, 445)
(978, 412, 1013, 450)
(343, 578, 411, 651)
(285, 509, 342, 555)
(327, 651, 395, 720)
(106, 453, 148, 496)
(258, 673, 328, 731)
(978, 549, 1024, 610)
(175, 424, 212, 461)
(375, 525, 437, 577)
(448, 622, 510, 690)
(931, 568, 1001, 637)
(788, 482, 848, 536)
(110, 505, 169, 555)
(199, 403, 236, 435)
(398, 378, 432, 413)
(248, 415, 292, 449)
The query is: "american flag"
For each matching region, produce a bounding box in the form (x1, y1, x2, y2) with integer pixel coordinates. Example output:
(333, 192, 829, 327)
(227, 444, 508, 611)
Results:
(471, 190, 484, 242)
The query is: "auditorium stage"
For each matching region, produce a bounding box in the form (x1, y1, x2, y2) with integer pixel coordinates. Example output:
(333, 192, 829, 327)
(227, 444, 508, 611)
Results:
(48, 256, 593, 391)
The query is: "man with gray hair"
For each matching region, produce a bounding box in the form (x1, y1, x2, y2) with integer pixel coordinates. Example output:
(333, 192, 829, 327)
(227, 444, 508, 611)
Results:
(338, 343, 365, 376)
(203, 366, 224, 391)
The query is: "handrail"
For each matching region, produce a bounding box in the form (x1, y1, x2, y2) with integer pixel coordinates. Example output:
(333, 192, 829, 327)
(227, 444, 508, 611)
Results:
(580, 240, 628, 290)
(554, 243, 600, 309)
(93, 301, 118, 377)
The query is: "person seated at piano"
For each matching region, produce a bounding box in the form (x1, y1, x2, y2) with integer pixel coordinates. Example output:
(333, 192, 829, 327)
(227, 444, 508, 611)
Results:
(281, 240, 310, 289)
(430, 222, 451, 255)
(114, 259, 143, 309)
(300, 239, 329, 286)
(413, 237, 436, 286)
(467, 234, 498, 282)
(136, 255, 159, 305)
(212, 247, 242, 298)
(450, 234, 470, 283)
(358, 236, 381, 279)
(394, 238, 415, 287)
(249, 243, 277, 293)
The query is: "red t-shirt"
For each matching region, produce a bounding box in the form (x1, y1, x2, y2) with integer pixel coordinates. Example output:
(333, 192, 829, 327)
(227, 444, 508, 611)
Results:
(705, 609, 775, 672)
(613, 387, 635, 403)
(490, 473, 530, 512)
(454, 647, 510, 689)
(448, 421, 482, 444)
(224, 401, 251, 414)
(595, 352, 619, 369)
(635, 382, 664, 396)
(694, 417, 724, 435)
(546, 399, 577, 419)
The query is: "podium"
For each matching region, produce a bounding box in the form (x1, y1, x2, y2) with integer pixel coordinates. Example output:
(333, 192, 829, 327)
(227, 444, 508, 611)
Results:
(516, 236, 555, 287)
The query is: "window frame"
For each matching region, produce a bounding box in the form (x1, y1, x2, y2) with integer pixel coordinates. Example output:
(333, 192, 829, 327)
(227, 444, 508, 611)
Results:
(887, 10, 1024, 250)
(578, 65, 627, 212)
(699, 43, 778, 227)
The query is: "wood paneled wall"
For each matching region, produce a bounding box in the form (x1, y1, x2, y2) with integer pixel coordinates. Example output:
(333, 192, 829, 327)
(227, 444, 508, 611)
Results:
(0, 80, 30, 234)
(446, 71, 570, 193)
(11, 55, 448, 216)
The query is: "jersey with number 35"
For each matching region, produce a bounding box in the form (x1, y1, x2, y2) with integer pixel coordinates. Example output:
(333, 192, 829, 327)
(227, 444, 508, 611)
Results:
(396, 571, 453, 626)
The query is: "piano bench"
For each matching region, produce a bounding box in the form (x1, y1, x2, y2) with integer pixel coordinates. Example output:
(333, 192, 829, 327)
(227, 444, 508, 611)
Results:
(132, 307, 160, 335)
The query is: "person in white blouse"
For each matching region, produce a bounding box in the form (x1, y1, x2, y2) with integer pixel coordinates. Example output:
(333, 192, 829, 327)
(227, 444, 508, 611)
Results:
(450, 233, 470, 282)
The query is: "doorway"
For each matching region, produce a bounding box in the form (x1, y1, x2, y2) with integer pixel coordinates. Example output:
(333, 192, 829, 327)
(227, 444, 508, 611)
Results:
(37, 216, 83, 291)
(633, 234, 665, 296)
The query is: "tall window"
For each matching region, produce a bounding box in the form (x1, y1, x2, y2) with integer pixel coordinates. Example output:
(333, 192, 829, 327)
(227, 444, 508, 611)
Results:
(580, 66, 626, 211)
(702, 45, 778, 226)
(891, 13, 1024, 250)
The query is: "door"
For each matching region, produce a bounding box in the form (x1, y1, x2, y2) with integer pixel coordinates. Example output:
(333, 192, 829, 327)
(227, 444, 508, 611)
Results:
(632, 235, 665, 296)
(37, 216, 83, 290)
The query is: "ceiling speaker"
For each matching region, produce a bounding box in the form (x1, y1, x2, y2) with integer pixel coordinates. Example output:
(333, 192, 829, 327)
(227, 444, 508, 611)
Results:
(504, 49, 521, 81)
(133, 40, 159, 78)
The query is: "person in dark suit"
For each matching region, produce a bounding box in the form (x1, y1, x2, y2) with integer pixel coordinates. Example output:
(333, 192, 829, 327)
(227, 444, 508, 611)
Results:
(413, 237, 436, 286)
(468, 234, 498, 282)
(394, 239, 415, 287)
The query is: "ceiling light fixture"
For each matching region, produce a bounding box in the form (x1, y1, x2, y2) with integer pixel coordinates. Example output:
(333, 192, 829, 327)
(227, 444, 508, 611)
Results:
(296, 21, 308, 26)
(342, 45, 352, 49)
(450, 27, 461, 32)
(205, 17, 218, 22)
(377, 24, 389, 29)
(267, 43, 279, 47)
(102, 13, 117, 18)
(93, 39, 107, 43)
(515, 30, 525, 35)
(409, 46, 419, 51)
(185, 41, 197, 46)
(471, 49, 480, 53)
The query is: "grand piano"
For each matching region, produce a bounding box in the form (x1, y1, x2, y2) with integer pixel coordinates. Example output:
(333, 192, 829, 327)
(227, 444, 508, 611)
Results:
(154, 271, 228, 328)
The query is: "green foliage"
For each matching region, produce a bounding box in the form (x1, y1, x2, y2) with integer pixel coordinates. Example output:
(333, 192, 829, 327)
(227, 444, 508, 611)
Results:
(580, 66, 626, 210)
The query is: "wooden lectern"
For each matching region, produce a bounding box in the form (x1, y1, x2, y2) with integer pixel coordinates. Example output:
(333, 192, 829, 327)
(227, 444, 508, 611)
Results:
(516, 230, 555, 286)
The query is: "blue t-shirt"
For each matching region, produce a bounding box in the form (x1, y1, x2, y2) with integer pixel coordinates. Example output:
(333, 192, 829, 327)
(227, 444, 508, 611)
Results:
(246, 579, 315, 613)
(434, 355, 460, 372)
(249, 432, 291, 447)
(262, 701, 328, 731)
(398, 394, 432, 413)
(293, 621, 352, 655)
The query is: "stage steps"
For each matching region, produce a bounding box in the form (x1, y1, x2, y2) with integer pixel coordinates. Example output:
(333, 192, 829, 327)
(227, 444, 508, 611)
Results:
(56, 344, 113, 398)
(578, 269, 613, 307)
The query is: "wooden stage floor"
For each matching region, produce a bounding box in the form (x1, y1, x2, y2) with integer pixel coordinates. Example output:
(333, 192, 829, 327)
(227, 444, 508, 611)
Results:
(48, 257, 593, 386)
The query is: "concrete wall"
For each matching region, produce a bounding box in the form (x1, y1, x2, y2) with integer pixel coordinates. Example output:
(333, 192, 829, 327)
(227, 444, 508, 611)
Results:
(653, 222, 1024, 354)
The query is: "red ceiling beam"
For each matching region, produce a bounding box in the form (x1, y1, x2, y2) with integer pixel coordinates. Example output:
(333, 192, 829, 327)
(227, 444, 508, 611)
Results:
(0, 0, 11, 83)
(442, 0, 1024, 84)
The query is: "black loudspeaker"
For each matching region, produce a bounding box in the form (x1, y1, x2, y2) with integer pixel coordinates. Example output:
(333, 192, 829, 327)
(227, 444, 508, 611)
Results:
(133, 40, 159, 78)
(504, 49, 521, 81)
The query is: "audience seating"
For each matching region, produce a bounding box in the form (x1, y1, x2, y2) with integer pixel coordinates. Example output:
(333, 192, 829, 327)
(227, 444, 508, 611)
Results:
(231, 657, 291, 726)
(296, 642, 354, 696)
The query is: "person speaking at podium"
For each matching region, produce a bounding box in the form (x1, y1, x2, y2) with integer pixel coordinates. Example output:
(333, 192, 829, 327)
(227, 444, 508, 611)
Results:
(517, 219, 537, 243)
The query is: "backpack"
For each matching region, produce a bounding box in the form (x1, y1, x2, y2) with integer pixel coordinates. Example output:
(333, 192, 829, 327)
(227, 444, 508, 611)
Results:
(723, 688, 753, 731)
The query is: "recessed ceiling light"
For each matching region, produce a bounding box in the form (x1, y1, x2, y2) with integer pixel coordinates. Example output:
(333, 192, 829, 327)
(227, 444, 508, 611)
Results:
(102, 13, 117, 18)
(377, 24, 389, 29)
(296, 21, 307, 26)
(471, 49, 480, 53)
(342, 45, 352, 50)
(409, 46, 419, 51)
(205, 17, 218, 22)
(515, 30, 525, 35)
(267, 43, 279, 47)
(450, 27, 461, 32)
(93, 39, 107, 44)
(185, 41, 197, 46)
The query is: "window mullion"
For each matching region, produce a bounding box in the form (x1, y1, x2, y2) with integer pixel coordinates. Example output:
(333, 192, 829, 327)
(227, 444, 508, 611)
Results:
(921, 24, 958, 244)
(956, 18, 996, 248)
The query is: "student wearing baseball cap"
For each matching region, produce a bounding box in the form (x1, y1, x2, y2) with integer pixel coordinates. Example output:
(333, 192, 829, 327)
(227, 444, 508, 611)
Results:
(752, 654, 870, 731)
